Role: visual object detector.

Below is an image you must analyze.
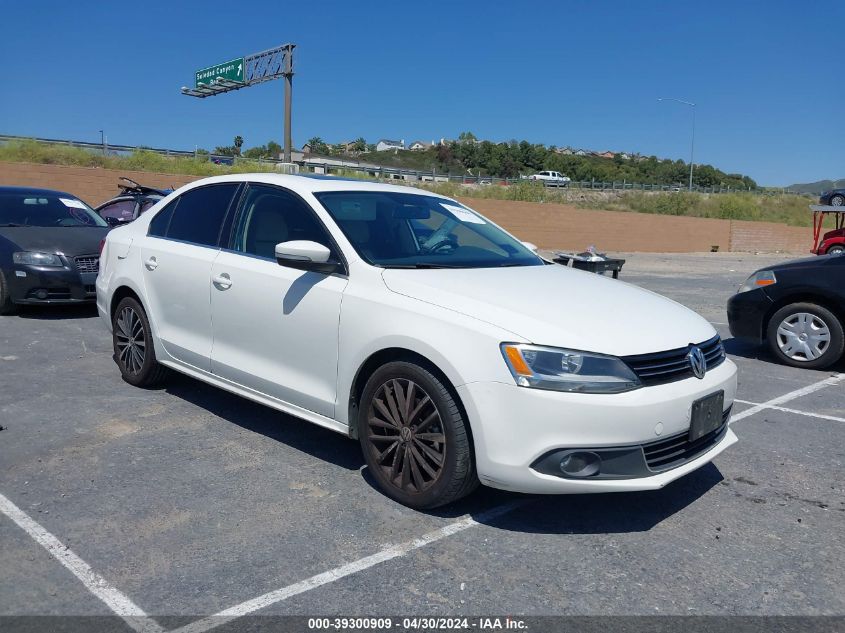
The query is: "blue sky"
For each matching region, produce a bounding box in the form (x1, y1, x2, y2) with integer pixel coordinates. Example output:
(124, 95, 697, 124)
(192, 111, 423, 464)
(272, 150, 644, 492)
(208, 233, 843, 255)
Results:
(1, 0, 842, 186)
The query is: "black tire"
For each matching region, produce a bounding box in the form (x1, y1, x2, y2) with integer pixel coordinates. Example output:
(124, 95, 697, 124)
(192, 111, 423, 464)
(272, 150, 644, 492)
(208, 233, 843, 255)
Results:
(112, 296, 169, 387)
(766, 302, 844, 369)
(829, 194, 845, 207)
(826, 245, 844, 256)
(358, 361, 478, 509)
(0, 270, 18, 315)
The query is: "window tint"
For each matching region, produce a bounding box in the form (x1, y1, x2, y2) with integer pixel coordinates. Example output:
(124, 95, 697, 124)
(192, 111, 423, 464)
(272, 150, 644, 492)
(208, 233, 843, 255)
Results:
(99, 200, 136, 222)
(232, 184, 335, 260)
(148, 198, 178, 237)
(165, 184, 239, 247)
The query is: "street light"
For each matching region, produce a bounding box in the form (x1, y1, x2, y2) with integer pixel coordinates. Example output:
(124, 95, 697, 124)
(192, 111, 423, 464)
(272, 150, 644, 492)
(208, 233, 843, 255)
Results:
(658, 98, 696, 191)
(99, 129, 105, 157)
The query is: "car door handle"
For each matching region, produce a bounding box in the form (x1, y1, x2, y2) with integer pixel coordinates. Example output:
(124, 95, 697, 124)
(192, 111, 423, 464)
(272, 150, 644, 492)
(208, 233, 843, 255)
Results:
(212, 273, 232, 289)
(144, 256, 158, 271)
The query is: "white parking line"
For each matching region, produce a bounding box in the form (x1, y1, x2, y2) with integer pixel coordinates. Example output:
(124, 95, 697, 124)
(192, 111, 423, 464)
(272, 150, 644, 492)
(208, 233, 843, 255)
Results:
(0, 492, 164, 633)
(731, 374, 845, 423)
(169, 499, 529, 633)
(734, 399, 845, 423)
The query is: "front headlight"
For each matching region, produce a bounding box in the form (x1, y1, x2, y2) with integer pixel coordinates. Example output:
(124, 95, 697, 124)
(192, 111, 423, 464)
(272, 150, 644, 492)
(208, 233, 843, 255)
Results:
(500, 343, 641, 393)
(738, 270, 776, 293)
(12, 251, 64, 267)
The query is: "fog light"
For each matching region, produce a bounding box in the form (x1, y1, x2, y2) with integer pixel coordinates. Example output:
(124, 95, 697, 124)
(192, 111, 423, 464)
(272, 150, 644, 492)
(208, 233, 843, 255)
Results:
(35, 289, 48, 300)
(559, 451, 601, 478)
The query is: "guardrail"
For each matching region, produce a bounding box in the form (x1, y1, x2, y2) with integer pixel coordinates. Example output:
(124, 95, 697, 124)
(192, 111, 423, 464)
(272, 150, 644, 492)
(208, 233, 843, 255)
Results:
(0, 134, 812, 196)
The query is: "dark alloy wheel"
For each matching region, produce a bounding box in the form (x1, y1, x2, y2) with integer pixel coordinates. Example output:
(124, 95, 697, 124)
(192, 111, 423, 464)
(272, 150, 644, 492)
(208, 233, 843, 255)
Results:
(0, 270, 17, 315)
(112, 296, 168, 387)
(359, 361, 478, 509)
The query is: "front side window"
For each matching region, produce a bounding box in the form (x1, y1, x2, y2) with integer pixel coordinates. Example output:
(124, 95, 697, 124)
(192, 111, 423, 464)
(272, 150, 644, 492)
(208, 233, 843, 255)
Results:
(0, 191, 107, 227)
(159, 184, 239, 247)
(232, 184, 336, 260)
(99, 199, 136, 222)
(314, 191, 542, 269)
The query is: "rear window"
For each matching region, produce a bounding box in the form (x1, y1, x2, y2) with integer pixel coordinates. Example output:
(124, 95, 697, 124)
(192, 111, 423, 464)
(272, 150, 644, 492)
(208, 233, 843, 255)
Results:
(149, 184, 239, 247)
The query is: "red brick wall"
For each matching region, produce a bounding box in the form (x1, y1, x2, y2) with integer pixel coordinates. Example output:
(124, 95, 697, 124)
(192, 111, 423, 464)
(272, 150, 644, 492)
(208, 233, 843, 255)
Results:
(0, 162, 810, 253)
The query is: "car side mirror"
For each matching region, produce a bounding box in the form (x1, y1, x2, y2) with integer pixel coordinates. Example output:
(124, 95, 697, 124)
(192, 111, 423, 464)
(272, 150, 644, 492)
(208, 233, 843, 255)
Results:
(275, 240, 340, 274)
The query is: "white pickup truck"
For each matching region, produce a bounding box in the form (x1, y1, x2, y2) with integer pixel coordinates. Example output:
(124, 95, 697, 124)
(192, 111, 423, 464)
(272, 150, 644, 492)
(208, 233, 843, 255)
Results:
(528, 171, 571, 187)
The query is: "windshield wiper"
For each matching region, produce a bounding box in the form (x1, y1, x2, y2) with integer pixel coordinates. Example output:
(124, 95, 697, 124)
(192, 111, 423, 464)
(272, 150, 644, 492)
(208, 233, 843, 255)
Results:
(382, 263, 464, 269)
(0, 222, 30, 227)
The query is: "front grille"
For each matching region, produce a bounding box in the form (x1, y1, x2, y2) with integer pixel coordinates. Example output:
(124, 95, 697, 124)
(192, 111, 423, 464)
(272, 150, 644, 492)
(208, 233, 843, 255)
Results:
(75, 256, 99, 274)
(622, 334, 725, 386)
(643, 407, 731, 472)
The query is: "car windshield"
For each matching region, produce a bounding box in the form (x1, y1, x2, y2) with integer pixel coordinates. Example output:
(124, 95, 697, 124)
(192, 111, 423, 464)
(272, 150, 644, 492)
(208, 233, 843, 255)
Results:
(314, 191, 543, 269)
(0, 192, 107, 227)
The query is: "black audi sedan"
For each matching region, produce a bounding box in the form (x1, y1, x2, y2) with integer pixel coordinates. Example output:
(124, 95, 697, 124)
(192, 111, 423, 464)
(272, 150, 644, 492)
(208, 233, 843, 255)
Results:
(727, 254, 844, 369)
(0, 186, 109, 314)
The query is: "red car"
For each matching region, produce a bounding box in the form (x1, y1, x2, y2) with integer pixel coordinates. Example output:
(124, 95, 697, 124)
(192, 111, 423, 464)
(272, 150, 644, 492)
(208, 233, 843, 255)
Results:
(812, 206, 845, 256)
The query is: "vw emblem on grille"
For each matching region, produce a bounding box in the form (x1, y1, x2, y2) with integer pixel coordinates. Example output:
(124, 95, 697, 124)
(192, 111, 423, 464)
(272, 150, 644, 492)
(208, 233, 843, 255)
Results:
(688, 346, 706, 379)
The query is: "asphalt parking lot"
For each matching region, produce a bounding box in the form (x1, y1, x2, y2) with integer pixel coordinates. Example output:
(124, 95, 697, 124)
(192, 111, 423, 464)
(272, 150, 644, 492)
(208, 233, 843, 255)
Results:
(1, 252, 843, 628)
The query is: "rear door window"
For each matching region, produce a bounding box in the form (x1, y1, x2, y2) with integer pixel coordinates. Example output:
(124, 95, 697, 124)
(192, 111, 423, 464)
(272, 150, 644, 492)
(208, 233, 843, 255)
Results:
(162, 184, 240, 247)
(99, 199, 136, 222)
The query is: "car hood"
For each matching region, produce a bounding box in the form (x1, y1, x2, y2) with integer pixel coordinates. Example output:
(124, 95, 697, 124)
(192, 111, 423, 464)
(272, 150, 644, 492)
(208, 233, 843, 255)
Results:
(381, 264, 716, 356)
(0, 226, 108, 257)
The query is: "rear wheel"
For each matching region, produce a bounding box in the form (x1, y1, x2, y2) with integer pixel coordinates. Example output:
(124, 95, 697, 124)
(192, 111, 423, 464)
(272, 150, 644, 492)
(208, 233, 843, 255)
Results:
(0, 271, 17, 315)
(112, 296, 169, 387)
(826, 245, 844, 256)
(829, 194, 845, 207)
(359, 361, 478, 509)
(767, 303, 844, 369)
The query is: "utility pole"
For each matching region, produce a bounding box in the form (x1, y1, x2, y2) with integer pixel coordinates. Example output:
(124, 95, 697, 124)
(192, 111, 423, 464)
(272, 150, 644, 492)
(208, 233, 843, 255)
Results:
(658, 98, 696, 191)
(99, 130, 105, 156)
(283, 44, 295, 163)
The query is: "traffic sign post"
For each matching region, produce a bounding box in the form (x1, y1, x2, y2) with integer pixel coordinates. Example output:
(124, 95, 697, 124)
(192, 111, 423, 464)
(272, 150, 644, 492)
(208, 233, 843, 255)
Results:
(182, 44, 296, 163)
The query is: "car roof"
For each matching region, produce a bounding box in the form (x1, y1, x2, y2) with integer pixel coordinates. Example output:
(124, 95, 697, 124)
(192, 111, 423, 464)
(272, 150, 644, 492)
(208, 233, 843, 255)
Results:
(0, 185, 80, 198)
(170, 173, 453, 199)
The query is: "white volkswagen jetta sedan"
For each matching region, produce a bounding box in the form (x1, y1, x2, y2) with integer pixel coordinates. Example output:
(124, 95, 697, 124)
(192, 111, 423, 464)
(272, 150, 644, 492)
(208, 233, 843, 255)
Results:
(97, 174, 738, 508)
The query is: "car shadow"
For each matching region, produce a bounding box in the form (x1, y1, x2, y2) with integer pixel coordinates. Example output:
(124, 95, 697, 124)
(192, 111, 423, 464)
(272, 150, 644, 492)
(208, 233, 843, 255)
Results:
(163, 372, 365, 472)
(724, 336, 845, 372)
(12, 304, 99, 320)
(164, 372, 725, 536)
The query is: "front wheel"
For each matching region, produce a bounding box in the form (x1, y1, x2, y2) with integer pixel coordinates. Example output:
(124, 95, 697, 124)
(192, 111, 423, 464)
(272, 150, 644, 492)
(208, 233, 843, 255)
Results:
(112, 296, 169, 387)
(826, 245, 844, 256)
(829, 194, 845, 207)
(359, 361, 478, 509)
(0, 270, 17, 315)
(767, 303, 844, 369)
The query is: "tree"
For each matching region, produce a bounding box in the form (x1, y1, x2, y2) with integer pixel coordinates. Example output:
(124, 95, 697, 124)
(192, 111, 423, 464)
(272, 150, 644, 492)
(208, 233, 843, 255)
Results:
(458, 131, 477, 142)
(213, 145, 237, 156)
(267, 140, 282, 157)
(351, 137, 367, 153)
(306, 136, 329, 155)
(233, 136, 244, 155)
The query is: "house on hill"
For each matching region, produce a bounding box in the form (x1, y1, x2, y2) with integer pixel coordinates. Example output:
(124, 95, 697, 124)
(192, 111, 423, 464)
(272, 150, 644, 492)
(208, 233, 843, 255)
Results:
(376, 139, 405, 151)
(409, 140, 433, 151)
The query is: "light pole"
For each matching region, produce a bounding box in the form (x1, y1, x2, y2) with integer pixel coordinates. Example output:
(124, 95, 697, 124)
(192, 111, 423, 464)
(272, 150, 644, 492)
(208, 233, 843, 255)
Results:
(658, 98, 696, 191)
(99, 129, 105, 156)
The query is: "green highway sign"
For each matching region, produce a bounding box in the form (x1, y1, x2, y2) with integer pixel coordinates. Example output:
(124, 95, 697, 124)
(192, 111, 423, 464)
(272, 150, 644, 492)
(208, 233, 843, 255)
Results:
(195, 57, 244, 87)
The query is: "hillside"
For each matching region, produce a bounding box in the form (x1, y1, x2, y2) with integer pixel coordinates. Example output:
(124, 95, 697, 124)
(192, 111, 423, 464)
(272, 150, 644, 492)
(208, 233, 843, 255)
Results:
(785, 178, 845, 194)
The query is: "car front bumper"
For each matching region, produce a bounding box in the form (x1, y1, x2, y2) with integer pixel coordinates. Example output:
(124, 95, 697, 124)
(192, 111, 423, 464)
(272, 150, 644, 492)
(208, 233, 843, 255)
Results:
(727, 288, 772, 343)
(456, 358, 738, 494)
(5, 264, 97, 305)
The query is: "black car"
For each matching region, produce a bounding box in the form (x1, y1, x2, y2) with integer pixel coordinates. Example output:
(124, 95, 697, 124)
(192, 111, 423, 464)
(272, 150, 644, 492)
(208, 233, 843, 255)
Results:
(819, 189, 845, 207)
(0, 186, 109, 313)
(727, 255, 844, 369)
(94, 177, 171, 225)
